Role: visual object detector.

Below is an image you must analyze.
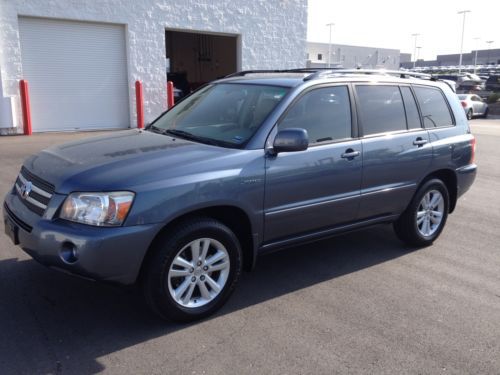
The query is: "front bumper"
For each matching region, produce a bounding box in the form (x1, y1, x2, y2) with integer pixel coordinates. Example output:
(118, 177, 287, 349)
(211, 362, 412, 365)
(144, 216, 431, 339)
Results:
(3, 190, 162, 285)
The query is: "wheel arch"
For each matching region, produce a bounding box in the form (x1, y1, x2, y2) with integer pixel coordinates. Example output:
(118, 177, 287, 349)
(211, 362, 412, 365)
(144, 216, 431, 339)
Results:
(420, 169, 458, 213)
(138, 205, 256, 284)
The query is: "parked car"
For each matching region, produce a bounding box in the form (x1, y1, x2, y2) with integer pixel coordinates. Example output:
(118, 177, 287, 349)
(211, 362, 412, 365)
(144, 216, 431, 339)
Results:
(485, 75, 500, 92)
(167, 71, 191, 99)
(3, 69, 477, 322)
(436, 73, 481, 85)
(457, 80, 485, 93)
(457, 94, 489, 119)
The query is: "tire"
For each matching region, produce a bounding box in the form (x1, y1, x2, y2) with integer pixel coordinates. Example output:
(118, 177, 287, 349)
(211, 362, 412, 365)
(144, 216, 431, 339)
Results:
(393, 179, 449, 247)
(483, 108, 489, 119)
(466, 109, 473, 120)
(141, 217, 242, 322)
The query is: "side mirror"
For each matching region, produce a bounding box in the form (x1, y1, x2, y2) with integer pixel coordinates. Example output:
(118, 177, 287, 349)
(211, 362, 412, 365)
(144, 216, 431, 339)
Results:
(273, 128, 309, 154)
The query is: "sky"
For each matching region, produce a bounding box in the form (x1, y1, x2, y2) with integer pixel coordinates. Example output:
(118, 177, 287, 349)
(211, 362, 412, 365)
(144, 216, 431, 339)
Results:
(307, 0, 500, 61)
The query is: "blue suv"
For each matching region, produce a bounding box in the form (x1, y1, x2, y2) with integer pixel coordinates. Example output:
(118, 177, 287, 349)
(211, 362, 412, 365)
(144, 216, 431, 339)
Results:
(3, 69, 477, 321)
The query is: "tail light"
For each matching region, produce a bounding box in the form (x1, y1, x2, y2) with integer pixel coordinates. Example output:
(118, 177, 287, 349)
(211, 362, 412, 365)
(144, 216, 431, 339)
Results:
(461, 101, 467, 108)
(470, 136, 476, 164)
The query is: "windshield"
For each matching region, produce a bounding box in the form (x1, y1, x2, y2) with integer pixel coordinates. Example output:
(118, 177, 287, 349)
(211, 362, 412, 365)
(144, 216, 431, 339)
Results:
(150, 83, 289, 148)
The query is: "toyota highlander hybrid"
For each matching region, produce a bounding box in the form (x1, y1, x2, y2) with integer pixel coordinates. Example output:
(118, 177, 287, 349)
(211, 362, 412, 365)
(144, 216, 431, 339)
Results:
(3, 69, 477, 321)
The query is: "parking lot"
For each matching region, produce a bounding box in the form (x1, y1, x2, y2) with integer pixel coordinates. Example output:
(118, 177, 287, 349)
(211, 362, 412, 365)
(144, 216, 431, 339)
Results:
(1, 120, 499, 374)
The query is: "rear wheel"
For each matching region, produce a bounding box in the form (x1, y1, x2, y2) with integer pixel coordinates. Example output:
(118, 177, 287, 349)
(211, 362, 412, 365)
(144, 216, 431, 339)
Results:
(394, 179, 449, 247)
(483, 108, 489, 119)
(466, 109, 473, 120)
(142, 218, 242, 322)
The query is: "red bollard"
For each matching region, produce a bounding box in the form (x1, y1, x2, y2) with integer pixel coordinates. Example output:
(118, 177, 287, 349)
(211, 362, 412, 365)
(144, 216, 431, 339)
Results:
(135, 80, 144, 129)
(167, 81, 175, 109)
(19, 80, 32, 135)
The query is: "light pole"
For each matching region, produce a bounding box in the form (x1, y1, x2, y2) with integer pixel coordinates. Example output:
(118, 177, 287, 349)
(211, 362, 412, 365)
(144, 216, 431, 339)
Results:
(416, 46, 422, 66)
(411, 33, 420, 68)
(486, 40, 494, 64)
(457, 10, 471, 74)
(326, 23, 335, 68)
(473, 37, 480, 73)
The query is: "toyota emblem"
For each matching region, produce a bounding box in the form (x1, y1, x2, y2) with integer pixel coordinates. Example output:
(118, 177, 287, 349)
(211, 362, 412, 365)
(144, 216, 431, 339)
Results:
(20, 181, 32, 199)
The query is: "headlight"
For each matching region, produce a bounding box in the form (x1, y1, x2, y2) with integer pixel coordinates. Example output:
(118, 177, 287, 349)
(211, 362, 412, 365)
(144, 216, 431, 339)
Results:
(60, 192, 135, 226)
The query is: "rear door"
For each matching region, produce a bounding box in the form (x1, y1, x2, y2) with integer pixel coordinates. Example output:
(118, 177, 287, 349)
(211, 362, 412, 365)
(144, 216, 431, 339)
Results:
(264, 85, 362, 242)
(355, 84, 432, 219)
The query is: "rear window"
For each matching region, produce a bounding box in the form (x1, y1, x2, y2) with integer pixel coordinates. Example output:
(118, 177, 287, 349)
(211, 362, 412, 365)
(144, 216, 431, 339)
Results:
(413, 87, 454, 128)
(356, 85, 406, 135)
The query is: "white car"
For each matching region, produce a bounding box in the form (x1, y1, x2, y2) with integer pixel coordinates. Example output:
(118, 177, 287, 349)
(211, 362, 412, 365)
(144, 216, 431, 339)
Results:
(457, 94, 489, 120)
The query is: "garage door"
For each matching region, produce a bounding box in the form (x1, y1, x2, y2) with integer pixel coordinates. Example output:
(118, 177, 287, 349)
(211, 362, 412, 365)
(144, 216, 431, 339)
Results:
(18, 17, 130, 132)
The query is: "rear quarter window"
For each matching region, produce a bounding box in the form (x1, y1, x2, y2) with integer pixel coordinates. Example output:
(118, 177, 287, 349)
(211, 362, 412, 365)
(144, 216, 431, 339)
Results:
(413, 86, 454, 128)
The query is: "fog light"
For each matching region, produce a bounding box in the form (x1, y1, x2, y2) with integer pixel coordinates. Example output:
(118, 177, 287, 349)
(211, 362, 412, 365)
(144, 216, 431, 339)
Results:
(60, 242, 78, 264)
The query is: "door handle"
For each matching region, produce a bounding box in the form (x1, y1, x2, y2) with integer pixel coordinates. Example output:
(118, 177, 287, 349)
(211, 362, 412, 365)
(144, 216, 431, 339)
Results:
(413, 138, 428, 147)
(341, 149, 360, 159)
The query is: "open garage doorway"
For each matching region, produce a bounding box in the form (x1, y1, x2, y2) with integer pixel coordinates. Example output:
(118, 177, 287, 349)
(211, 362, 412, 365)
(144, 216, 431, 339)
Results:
(166, 29, 239, 99)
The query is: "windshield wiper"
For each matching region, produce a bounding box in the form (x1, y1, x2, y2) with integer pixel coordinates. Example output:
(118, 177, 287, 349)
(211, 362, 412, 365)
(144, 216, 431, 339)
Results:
(164, 129, 195, 138)
(164, 129, 221, 146)
(149, 125, 164, 134)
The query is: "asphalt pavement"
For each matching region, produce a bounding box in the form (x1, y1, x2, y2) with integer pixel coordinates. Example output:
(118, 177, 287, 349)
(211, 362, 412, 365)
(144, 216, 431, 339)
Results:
(1, 121, 499, 374)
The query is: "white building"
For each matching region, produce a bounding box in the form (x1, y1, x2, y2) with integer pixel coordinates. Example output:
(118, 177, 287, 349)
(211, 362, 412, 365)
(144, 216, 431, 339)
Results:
(0, 1, 307, 134)
(307, 42, 401, 70)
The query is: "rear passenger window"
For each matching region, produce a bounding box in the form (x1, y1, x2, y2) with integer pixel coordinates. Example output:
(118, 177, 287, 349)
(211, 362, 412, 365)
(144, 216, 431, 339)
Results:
(400, 86, 422, 129)
(356, 86, 406, 135)
(278, 86, 351, 144)
(413, 87, 453, 128)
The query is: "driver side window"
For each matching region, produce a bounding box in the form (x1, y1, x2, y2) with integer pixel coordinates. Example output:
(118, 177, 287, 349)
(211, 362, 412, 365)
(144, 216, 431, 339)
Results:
(278, 86, 352, 144)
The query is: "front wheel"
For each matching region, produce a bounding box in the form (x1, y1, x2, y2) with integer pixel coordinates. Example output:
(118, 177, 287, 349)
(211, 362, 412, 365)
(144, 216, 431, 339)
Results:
(394, 179, 449, 247)
(141, 218, 242, 322)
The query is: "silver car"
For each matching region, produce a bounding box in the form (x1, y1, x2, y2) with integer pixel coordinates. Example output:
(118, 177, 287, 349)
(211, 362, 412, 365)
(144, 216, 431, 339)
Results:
(458, 94, 489, 119)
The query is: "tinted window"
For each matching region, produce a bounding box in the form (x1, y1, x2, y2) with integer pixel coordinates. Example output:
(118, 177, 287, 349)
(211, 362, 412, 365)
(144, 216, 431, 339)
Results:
(400, 86, 422, 129)
(356, 85, 406, 135)
(413, 87, 453, 128)
(279, 86, 351, 144)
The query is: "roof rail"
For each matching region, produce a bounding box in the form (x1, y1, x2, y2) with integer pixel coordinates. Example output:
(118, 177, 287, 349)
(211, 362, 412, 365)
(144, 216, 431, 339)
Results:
(224, 68, 324, 78)
(224, 68, 455, 91)
(303, 69, 434, 81)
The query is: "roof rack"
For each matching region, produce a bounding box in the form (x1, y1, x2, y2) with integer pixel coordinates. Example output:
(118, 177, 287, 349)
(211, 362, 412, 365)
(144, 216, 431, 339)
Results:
(303, 69, 434, 81)
(224, 68, 326, 78)
(226, 68, 434, 80)
(224, 68, 454, 91)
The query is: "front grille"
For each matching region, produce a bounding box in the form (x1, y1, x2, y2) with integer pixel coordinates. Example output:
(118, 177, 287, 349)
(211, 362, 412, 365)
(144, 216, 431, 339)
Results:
(14, 167, 54, 216)
(20, 167, 55, 194)
(4, 202, 33, 233)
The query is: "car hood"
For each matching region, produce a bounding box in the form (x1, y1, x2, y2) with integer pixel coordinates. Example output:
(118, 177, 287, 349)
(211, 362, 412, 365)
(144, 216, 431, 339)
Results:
(23, 129, 249, 194)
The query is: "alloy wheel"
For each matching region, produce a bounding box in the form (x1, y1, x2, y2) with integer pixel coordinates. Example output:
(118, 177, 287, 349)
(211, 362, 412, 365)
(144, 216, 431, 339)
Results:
(167, 238, 230, 308)
(416, 189, 445, 237)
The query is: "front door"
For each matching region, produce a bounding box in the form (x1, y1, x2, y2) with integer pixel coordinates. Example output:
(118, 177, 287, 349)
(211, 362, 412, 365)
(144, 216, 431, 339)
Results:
(264, 85, 362, 243)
